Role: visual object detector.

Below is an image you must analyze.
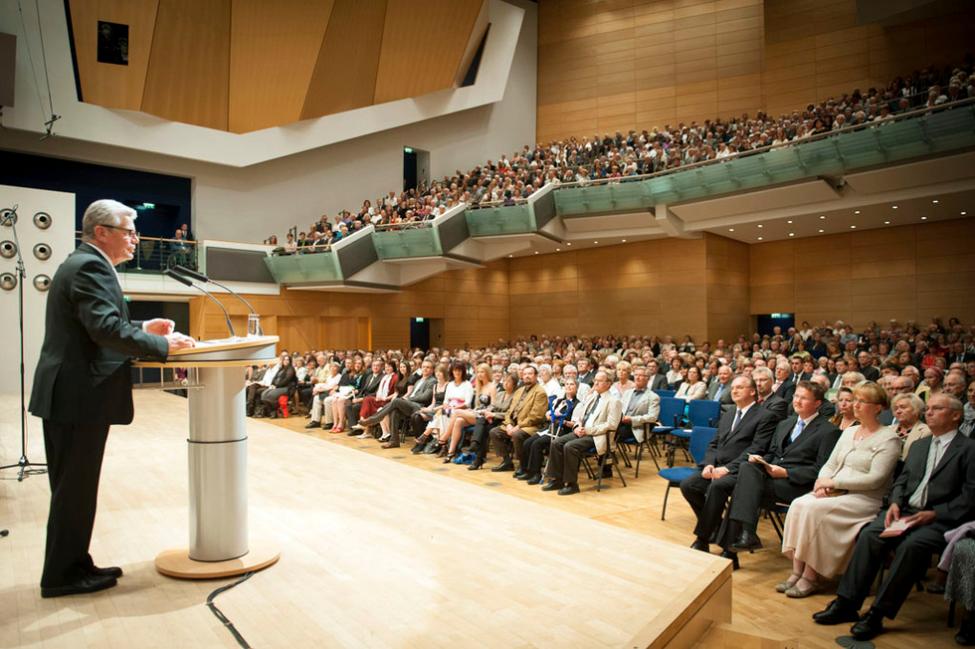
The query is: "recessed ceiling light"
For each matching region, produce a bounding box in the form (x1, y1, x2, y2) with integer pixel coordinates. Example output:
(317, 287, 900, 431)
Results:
(593, 241, 598, 244)
(534, 251, 539, 254)
(932, 199, 939, 204)
(508, 254, 512, 258)
(787, 220, 793, 224)
(921, 216, 927, 220)
(818, 229, 825, 233)
(757, 236, 763, 241)
(556, 248, 561, 251)
(819, 215, 826, 219)
(961, 211, 967, 216)
(884, 220, 890, 224)
(892, 205, 899, 210)
(854, 210, 861, 215)
(850, 225, 857, 229)
(728, 228, 735, 232)
(757, 224, 764, 228)
(566, 242, 572, 246)
(621, 239, 627, 243)
(788, 232, 795, 237)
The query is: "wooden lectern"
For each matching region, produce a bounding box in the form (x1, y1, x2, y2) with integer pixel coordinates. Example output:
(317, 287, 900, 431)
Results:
(135, 335, 281, 579)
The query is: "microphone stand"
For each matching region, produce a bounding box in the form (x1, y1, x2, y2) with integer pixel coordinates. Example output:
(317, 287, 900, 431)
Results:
(163, 269, 236, 337)
(171, 265, 262, 335)
(0, 210, 47, 481)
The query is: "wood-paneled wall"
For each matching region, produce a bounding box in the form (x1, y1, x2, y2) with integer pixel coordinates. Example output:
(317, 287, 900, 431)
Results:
(763, 0, 975, 117)
(188, 260, 509, 352)
(704, 234, 750, 343)
(508, 238, 710, 341)
(749, 218, 975, 327)
(537, 0, 975, 142)
(537, 0, 766, 144)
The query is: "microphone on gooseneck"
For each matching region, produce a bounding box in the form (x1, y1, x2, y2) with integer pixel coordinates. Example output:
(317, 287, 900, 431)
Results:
(170, 265, 261, 333)
(164, 268, 236, 337)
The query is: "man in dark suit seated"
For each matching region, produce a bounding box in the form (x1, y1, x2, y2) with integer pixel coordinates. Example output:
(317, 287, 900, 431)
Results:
(646, 359, 669, 391)
(724, 381, 841, 557)
(813, 393, 975, 641)
(681, 376, 779, 556)
(775, 355, 811, 401)
(344, 358, 383, 433)
(752, 367, 788, 423)
(354, 360, 436, 448)
(28, 199, 195, 598)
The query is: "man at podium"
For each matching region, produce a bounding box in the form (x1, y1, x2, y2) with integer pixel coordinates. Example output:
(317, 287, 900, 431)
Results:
(29, 199, 195, 598)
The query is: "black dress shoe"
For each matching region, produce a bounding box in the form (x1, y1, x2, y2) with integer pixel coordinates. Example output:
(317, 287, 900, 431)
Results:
(41, 574, 118, 598)
(812, 598, 860, 625)
(514, 471, 529, 480)
(526, 474, 542, 485)
(719, 549, 739, 570)
(491, 461, 514, 472)
(541, 480, 561, 491)
(601, 466, 613, 479)
(558, 484, 581, 496)
(88, 565, 123, 579)
(690, 538, 709, 552)
(850, 608, 885, 641)
(732, 530, 763, 552)
(467, 461, 483, 471)
(304, 421, 321, 429)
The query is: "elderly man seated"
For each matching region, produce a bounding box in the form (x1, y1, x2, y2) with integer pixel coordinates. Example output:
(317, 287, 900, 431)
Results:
(541, 371, 622, 496)
(488, 365, 549, 472)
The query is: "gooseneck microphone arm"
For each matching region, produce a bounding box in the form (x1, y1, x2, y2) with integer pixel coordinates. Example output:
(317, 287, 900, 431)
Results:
(170, 265, 261, 334)
(164, 268, 236, 337)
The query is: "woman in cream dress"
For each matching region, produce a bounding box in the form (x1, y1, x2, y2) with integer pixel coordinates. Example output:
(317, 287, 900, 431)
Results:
(779, 382, 901, 597)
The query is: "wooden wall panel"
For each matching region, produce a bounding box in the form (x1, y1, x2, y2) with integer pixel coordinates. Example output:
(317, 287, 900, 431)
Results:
(748, 219, 975, 328)
(373, 0, 484, 105)
(68, 0, 159, 110)
(228, 0, 333, 133)
(141, 0, 231, 130)
(300, 0, 388, 119)
(705, 234, 750, 343)
(537, 0, 765, 144)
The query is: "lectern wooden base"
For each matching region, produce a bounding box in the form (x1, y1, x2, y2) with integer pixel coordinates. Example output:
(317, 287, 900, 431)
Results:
(155, 545, 280, 579)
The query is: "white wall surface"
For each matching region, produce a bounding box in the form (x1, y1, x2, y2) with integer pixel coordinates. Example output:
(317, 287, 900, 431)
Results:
(0, 1, 537, 247)
(0, 185, 75, 397)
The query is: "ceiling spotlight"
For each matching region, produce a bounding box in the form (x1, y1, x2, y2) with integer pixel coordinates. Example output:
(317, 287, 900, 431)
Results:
(932, 199, 939, 204)
(788, 232, 795, 237)
(757, 236, 763, 241)
(884, 220, 890, 225)
(534, 251, 539, 255)
(819, 215, 826, 219)
(728, 228, 735, 232)
(566, 242, 572, 246)
(593, 241, 598, 244)
(556, 248, 561, 251)
(854, 210, 861, 215)
(787, 220, 793, 224)
(892, 205, 899, 210)
(757, 224, 764, 228)
(621, 239, 627, 243)
(921, 216, 927, 220)
(850, 225, 857, 229)
(961, 211, 967, 216)
(508, 254, 512, 258)
(818, 229, 825, 233)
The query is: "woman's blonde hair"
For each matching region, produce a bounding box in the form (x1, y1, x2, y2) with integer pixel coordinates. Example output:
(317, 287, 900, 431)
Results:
(853, 381, 889, 410)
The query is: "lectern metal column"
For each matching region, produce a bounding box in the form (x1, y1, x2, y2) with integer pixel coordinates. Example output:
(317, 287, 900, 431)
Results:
(143, 335, 281, 579)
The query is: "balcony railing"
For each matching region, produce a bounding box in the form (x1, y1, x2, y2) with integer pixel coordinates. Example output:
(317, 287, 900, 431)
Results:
(76, 233, 198, 272)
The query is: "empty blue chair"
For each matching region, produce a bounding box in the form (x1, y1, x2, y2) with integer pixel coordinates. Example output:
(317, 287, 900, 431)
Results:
(654, 389, 676, 399)
(656, 426, 717, 520)
(652, 397, 686, 436)
(688, 399, 721, 428)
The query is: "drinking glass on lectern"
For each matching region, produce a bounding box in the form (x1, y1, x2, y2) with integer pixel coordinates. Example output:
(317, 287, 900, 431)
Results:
(247, 314, 262, 337)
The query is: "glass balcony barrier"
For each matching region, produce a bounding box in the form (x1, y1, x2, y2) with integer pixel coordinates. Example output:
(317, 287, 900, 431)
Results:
(554, 98, 975, 215)
(264, 244, 343, 283)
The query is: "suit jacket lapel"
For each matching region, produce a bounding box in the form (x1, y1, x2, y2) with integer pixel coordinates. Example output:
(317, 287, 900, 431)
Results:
(930, 434, 963, 479)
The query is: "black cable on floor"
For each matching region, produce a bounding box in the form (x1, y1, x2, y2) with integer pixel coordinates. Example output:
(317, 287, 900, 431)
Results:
(206, 571, 254, 649)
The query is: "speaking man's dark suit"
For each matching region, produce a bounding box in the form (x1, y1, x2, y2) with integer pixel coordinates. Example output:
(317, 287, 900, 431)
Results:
(29, 242, 168, 589)
(725, 413, 841, 538)
(680, 403, 779, 543)
(836, 432, 975, 618)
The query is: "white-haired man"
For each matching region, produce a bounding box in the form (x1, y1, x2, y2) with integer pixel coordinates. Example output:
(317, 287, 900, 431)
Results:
(29, 199, 195, 598)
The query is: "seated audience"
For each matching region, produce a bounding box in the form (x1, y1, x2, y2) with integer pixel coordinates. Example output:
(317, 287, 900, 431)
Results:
(542, 371, 622, 496)
(675, 366, 708, 401)
(779, 382, 901, 597)
(489, 365, 549, 472)
(813, 394, 975, 642)
(682, 376, 779, 555)
(614, 366, 661, 448)
(829, 386, 858, 430)
(517, 378, 581, 484)
(466, 372, 517, 470)
(891, 392, 932, 460)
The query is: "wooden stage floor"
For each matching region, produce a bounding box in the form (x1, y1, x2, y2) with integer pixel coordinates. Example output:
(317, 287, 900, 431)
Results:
(1, 392, 732, 649)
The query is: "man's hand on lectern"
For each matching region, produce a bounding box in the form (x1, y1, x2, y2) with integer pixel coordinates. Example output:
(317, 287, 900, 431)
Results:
(165, 332, 196, 353)
(145, 318, 176, 336)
